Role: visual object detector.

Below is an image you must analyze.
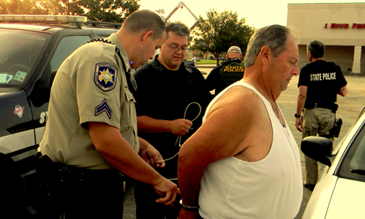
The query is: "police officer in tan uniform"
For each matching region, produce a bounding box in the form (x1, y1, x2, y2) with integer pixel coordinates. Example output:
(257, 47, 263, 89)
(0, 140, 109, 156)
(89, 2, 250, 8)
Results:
(39, 10, 178, 218)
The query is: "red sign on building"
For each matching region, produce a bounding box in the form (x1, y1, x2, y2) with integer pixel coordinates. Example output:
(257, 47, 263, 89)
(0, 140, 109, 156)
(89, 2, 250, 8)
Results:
(325, 23, 365, 29)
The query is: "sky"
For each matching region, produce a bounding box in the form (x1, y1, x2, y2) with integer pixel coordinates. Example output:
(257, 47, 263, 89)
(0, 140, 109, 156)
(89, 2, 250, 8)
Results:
(139, 0, 365, 29)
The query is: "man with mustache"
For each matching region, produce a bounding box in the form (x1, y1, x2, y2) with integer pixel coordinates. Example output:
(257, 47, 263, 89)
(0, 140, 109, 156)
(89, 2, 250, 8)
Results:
(178, 24, 303, 219)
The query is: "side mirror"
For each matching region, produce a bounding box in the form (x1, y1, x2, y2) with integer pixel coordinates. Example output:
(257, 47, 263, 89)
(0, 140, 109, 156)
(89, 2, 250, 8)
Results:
(31, 69, 57, 107)
(301, 136, 333, 167)
(49, 70, 57, 85)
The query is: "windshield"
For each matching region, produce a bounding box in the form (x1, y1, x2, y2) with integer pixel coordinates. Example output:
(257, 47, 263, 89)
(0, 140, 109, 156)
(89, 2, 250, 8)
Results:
(0, 29, 47, 87)
(338, 115, 365, 182)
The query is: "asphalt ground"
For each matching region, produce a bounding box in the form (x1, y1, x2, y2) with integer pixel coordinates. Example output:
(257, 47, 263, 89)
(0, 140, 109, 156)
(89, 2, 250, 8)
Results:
(123, 65, 365, 219)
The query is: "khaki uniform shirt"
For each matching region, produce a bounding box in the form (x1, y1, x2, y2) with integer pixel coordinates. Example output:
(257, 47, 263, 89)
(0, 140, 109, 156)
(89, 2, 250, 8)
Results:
(40, 33, 139, 170)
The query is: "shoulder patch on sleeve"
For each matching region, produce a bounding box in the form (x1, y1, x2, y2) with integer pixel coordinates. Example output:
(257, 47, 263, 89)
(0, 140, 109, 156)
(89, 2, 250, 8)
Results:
(94, 63, 118, 92)
(95, 98, 113, 119)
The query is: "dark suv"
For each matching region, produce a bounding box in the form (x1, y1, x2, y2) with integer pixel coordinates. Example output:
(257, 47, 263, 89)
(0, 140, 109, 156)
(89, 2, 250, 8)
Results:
(0, 15, 119, 216)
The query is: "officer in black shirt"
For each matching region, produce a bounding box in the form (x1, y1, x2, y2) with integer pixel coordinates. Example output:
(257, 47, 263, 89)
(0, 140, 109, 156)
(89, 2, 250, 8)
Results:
(295, 40, 347, 191)
(133, 22, 211, 219)
(205, 46, 245, 96)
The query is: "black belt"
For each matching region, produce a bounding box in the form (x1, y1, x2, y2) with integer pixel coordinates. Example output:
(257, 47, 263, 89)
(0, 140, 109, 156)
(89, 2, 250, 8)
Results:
(314, 102, 333, 109)
(36, 155, 127, 213)
(305, 102, 338, 113)
(54, 163, 124, 182)
(306, 103, 334, 110)
(37, 155, 125, 184)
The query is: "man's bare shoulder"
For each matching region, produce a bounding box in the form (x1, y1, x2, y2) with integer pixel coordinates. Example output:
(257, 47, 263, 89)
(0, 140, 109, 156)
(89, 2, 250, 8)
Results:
(201, 85, 271, 161)
(209, 85, 264, 117)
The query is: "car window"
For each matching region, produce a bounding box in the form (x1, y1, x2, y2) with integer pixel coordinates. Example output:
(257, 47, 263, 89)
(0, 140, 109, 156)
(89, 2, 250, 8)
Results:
(30, 35, 90, 107)
(349, 128, 365, 170)
(338, 122, 365, 182)
(50, 35, 90, 71)
(0, 29, 47, 87)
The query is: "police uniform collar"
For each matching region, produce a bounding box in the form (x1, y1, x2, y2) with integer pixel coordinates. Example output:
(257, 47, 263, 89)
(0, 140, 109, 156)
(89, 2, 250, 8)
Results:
(228, 58, 241, 62)
(221, 58, 241, 66)
(108, 33, 137, 93)
(108, 33, 131, 73)
(313, 59, 325, 63)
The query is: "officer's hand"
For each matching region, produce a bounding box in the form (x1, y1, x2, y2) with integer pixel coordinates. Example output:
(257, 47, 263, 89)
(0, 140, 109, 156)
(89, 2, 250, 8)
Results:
(170, 119, 192, 136)
(154, 177, 179, 206)
(295, 117, 303, 132)
(140, 144, 165, 168)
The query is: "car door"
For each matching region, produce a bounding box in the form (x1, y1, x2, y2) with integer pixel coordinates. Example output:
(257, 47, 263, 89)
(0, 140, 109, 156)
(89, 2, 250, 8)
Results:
(30, 31, 93, 148)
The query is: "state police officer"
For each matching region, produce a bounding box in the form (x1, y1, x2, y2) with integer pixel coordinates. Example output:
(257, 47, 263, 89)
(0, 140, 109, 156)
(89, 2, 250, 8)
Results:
(205, 46, 245, 96)
(295, 40, 347, 191)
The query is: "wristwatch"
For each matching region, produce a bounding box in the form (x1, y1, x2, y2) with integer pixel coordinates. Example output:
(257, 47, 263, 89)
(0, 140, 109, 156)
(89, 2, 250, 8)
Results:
(294, 114, 301, 118)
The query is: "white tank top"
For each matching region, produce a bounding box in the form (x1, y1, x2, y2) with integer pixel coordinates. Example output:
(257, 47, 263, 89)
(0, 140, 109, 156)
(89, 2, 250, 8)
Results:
(198, 81, 303, 219)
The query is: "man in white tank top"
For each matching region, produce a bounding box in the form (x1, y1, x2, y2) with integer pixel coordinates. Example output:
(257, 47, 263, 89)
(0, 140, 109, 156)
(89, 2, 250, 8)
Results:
(178, 24, 303, 219)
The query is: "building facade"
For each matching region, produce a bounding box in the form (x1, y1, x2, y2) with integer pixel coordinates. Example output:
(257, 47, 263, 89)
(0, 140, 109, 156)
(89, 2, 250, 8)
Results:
(287, 3, 365, 74)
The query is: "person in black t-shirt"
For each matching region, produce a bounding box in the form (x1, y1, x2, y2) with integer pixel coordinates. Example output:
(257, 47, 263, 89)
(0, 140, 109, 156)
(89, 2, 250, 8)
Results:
(133, 22, 211, 219)
(295, 40, 347, 191)
(205, 46, 245, 96)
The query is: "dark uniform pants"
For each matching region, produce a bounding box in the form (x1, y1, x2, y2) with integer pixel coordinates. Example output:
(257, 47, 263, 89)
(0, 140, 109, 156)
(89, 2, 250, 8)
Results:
(36, 155, 125, 219)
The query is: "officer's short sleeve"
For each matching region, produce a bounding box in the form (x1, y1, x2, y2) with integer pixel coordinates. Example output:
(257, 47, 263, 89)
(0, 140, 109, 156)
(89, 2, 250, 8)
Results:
(75, 56, 121, 130)
(335, 64, 347, 88)
(298, 66, 309, 87)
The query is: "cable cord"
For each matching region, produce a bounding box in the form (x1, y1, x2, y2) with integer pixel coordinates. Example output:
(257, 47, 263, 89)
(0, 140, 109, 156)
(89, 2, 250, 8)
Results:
(163, 102, 202, 162)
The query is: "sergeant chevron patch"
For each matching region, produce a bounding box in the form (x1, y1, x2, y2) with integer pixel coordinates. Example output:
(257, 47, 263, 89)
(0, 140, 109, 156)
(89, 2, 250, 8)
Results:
(94, 63, 117, 91)
(95, 98, 113, 119)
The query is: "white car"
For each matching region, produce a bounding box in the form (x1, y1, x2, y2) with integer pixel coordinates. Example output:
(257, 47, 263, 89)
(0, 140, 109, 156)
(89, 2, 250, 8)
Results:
(192, 57, 201, 62)
(302, 107, 365, 219)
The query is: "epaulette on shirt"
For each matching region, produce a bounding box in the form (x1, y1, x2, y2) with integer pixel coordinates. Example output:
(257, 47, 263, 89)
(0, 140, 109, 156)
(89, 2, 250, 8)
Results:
(149, 60, 193, 73)
(82, 37, 117, 52)
(85, 37, 113, 45)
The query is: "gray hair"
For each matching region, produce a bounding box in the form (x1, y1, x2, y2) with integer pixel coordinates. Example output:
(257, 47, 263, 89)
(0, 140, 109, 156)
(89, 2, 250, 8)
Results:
(165, 22, 190, 43)
(123, 9, 166, 40)
(307, 40, 325, 59)
(243, 25, 293, 68)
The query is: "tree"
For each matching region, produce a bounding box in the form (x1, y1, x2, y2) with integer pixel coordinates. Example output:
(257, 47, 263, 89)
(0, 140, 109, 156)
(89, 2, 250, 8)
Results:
(36, 0, 64, 15)
(1, 0, 140, 23)
(79, 0, 140, 23)
(191, 9, 255, 65)
(0, 0, 47, 14)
